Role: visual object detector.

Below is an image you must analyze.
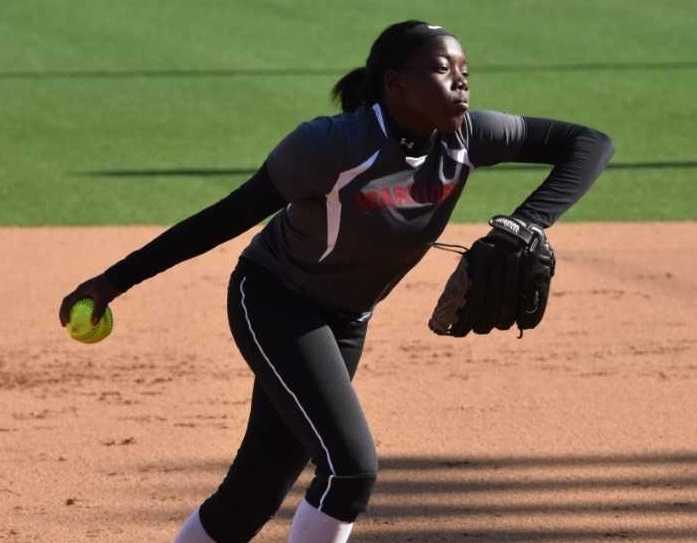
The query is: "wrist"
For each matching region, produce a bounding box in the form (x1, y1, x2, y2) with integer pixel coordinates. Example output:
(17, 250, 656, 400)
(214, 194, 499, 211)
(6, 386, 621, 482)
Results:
(100, 271, 126, 298)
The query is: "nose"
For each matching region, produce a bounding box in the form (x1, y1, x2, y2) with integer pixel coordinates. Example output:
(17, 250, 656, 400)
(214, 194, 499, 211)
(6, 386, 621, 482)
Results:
(453, 73, 468, 91)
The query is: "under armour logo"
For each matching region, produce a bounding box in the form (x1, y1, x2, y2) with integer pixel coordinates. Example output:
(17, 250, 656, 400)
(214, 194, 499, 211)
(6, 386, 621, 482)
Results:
(400, 137, 415, 150)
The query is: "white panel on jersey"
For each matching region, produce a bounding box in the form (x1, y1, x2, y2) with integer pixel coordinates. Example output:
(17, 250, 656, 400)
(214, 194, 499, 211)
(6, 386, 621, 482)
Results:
(405, 155, 427, 168)
(371, 103, 388, 137)
(319, 150, 380, 262)
(438, 141, 472, 184)
(442, 143, 472, 168)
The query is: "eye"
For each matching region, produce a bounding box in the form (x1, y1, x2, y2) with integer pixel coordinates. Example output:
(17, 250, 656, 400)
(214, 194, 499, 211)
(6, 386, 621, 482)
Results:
(436, 65, 449, 73)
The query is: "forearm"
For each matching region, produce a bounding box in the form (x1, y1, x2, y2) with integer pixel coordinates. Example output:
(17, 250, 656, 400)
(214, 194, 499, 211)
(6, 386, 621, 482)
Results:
(103, 163, 285, 292)
(512, 117, 615, 227)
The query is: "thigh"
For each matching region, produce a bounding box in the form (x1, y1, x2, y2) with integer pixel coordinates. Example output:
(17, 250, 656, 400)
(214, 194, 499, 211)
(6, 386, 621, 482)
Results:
(328, 313, 369, 380)
(230, 378, 310, 486)
(227, 263, 375, 476)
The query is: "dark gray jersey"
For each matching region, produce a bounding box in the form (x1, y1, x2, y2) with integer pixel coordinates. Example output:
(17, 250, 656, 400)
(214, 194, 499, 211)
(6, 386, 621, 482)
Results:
(103, 105, 612, 304)
(242, 105, 524, 313)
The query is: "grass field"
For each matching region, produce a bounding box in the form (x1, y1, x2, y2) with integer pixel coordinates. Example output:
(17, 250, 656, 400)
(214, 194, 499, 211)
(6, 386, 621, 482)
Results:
(1, 1, 696, 225)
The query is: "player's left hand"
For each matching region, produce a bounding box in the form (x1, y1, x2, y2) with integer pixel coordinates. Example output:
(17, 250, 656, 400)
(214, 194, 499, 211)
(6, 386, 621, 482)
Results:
(429, 215, 555, 337)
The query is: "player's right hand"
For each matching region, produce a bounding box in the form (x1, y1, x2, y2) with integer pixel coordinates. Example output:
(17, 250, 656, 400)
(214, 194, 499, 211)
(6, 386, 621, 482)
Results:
(59, 274, 123, 327)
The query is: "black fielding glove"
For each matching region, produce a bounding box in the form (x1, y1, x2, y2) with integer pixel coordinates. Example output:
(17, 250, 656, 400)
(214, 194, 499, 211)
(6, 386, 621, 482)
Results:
(429, 215, 555, 338)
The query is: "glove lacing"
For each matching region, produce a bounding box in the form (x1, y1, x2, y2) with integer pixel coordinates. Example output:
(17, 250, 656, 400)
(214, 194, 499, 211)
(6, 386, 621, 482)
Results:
(429, 241, 468, 256)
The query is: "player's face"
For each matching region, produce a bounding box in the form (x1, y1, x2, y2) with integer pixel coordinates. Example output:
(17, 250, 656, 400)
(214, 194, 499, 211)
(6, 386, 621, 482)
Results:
(390, 36, 469, 135)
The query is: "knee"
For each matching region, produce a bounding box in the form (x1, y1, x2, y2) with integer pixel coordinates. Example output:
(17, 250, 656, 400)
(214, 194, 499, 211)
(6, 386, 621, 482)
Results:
(326, 470, 378, 521)
(307, 456, 378, 522)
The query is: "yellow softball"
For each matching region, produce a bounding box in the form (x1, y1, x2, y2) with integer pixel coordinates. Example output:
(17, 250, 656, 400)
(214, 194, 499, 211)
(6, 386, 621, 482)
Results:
(67, 298, 113, 344)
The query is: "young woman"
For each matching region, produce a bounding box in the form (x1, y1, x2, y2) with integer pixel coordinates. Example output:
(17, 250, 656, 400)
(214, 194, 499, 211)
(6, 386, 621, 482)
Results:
(59, 20, 613, 543)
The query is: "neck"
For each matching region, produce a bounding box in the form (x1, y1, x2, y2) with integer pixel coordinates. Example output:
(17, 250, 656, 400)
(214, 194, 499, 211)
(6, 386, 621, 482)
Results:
(380, 100, 435, 155)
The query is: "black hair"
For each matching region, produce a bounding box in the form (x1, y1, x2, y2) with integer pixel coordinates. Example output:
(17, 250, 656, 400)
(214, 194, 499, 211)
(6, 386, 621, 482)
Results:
(332, 20, 454, 113)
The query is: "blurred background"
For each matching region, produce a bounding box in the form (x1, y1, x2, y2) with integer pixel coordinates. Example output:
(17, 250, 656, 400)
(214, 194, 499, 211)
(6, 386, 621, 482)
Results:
(1, 0, 695, 225)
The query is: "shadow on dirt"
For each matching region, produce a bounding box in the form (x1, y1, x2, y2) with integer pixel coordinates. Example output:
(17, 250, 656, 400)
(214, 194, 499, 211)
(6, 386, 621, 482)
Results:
(125, 451, 697, 541)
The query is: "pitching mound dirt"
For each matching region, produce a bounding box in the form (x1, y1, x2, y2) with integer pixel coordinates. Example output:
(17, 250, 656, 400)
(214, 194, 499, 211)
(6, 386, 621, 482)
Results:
(1, 222, 696, 542)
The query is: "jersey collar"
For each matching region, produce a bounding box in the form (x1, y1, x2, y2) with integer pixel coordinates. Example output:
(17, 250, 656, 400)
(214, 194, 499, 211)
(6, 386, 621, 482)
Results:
(371, 102, 435, 157)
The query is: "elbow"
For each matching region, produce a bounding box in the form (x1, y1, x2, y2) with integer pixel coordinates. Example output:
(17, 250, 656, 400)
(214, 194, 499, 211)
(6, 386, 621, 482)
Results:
(580, 127, 615, 168)
(595, 129, 615, 162)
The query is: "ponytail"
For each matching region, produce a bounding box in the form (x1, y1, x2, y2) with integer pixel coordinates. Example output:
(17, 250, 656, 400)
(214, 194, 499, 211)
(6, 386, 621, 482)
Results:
(332, 67, 368, 113)
(331, 20, 454, 113)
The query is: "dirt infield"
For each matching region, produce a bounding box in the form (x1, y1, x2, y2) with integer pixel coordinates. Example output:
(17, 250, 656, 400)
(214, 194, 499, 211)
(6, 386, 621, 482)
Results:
(1, 223, 696, 542)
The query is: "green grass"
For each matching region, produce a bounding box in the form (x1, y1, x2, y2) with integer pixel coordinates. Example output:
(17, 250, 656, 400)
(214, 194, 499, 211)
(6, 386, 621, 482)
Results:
(1, 0, 696, 225)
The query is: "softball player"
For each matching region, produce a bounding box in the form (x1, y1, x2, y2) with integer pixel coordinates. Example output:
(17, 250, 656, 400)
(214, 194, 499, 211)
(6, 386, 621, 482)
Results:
(59, 20, 613, 543)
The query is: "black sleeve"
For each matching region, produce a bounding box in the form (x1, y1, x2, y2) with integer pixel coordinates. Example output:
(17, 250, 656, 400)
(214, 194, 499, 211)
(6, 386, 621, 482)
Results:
(468, 111, 615, 227)
(511, 116, 615, 226)
(103, 163, 285, 292)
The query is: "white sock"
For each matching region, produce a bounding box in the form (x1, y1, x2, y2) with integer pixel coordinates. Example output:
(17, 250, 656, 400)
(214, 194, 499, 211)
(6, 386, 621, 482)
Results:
(288, 499, 354, 543)
(174, 507, 217, 543)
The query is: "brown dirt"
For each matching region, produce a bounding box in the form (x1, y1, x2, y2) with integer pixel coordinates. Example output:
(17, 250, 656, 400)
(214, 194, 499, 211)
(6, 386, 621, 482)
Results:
(1, 223, 696, 543)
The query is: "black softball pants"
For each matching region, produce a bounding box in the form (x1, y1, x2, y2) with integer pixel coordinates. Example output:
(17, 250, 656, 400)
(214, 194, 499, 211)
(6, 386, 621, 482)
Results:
(199, 259, 377, 542)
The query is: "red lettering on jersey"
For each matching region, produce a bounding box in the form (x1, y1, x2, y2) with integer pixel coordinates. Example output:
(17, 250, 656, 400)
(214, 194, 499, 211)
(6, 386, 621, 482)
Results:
(412, 182, 443, 204)
(393, 184, 411, 206)
(355, 192, 377, 210)
(376, 187, 392, 208)
(441, 183, 455, 200)
(356, 180, 456, 211)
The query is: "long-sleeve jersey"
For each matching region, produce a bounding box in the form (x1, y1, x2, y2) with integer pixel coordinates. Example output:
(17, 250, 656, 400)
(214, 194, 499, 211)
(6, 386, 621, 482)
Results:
(104, 104, 613, 314)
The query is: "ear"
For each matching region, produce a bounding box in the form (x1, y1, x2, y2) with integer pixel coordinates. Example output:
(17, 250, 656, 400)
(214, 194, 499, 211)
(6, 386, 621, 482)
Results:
(383, 68, 405, 99)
